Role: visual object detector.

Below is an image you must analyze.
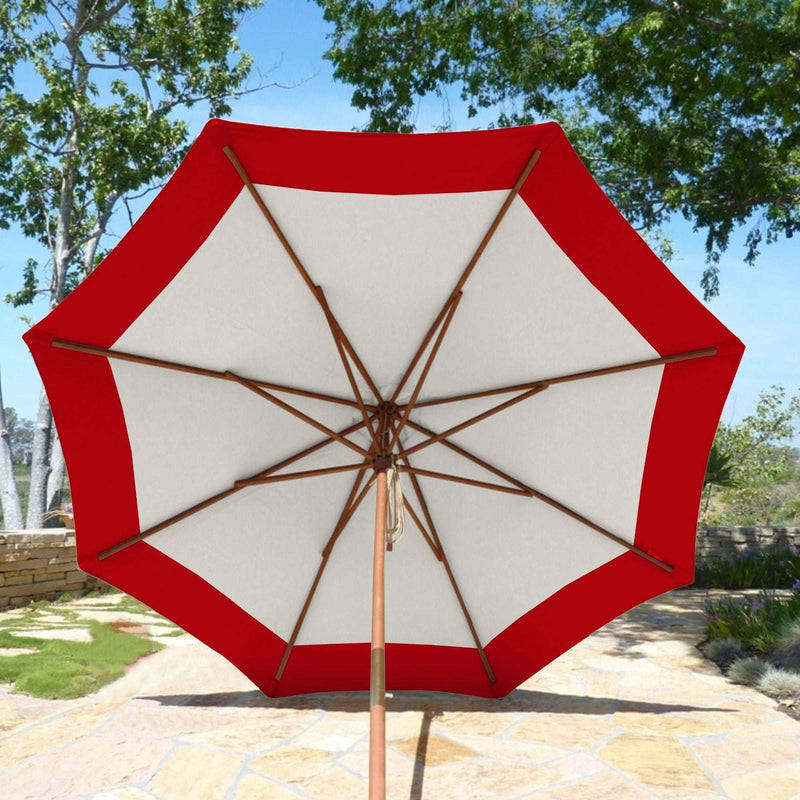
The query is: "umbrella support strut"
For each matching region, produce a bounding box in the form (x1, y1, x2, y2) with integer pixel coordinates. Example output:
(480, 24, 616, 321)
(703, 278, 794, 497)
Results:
(370, 468, 388, 800)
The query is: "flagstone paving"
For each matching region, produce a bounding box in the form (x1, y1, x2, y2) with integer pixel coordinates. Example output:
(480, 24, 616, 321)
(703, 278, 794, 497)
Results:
(1, 588, 799, 799)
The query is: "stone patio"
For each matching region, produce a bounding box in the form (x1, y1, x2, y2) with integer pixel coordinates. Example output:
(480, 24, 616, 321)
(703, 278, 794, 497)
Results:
(1, 589, 799, 799)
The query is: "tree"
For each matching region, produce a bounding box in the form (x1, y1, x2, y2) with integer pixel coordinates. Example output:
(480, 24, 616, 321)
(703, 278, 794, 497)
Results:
(704, 442, 736, 490)
(1, 0, 266, 527)
(0, 373, 24, 529)
(704, 386, 800, 525)
(316, 0, 800, 297)
(701, 440, 737, 519)
(1, 405, 34, 465)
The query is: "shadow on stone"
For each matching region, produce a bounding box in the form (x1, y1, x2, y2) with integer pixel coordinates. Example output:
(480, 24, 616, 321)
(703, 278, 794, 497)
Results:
(141, 688, 735, 716)
(586, 589, 708, 659)
(409, 705, 442, 800)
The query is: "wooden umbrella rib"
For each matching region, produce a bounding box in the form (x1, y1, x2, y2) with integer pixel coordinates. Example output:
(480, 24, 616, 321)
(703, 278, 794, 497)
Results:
(393, 431, 496, 683)
(97, 485, 243, 562)
(223, 145, 318, 296)
(235, 462, 367, 487)
(401, 384, 549, 458)
(388, 418, 441, 561)
(96, 418, 370, 561)
(400, 496, 441, 560)
(275, 465, 373, 681)
(259, 419, 371, 479)
(411, 347, 718, 409)
(520, 483, 674, 572)
(315, 286, 379, 448)
(402, 465, 673, 572)
(390, 147, 541, 404)
(225, 370, 369, 458)
(222, 145, 383, 405)
(431, 530, 497, 684)
(403, 471, 443, 561)
(324, 476, 376, 558)
(388, 292, 462, 452)
(399, 467, 497, 683)
(399, 465, 531, 497)
(317, 290, 383, 405)
(274, 553, 331, 683)
(402, 417, 534, 494)
(51, 339, 360, 409)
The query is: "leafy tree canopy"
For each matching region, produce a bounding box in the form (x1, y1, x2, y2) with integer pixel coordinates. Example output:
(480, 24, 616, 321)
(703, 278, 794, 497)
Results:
(706, 386, 800, 525)
(317, 0, 800, 297)
(1, 0, 261, 308)
(0, 0, 264, 527)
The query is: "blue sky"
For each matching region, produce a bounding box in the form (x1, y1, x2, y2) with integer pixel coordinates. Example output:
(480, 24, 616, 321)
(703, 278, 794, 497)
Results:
(1, 0, 798, 435)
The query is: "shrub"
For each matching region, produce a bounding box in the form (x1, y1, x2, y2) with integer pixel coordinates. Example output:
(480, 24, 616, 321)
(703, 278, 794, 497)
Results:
(703, 579, 800, 702)
(703, 637, 744, 671)
(772, 620, 800, 671)
(694, 547, 800, 590)
(705, 591, 800, 652)
(728, 656, 768, 686)
(756, 666, 800, 698)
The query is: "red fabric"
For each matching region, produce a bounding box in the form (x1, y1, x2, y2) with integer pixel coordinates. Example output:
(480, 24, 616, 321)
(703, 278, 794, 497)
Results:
(25, 121, 743, 698)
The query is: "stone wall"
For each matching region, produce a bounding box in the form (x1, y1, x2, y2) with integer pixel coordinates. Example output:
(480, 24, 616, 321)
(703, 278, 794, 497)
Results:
(0, 530, 106, 608)
(696, 526, 800, 563)
(3, 527, 800, 606)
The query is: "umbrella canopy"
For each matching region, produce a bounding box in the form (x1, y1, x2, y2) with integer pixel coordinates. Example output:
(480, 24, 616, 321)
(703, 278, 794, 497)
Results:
(26, 121, 742, 705)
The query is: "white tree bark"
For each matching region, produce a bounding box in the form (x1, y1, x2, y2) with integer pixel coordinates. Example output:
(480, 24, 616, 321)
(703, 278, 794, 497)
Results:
(45, 427, 67, 526)
(26, 386, 53, 529)
(0, 372, 24, 530)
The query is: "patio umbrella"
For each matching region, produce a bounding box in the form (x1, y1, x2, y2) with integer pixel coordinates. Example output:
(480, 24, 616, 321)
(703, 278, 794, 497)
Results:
(25, 121, 743, 798)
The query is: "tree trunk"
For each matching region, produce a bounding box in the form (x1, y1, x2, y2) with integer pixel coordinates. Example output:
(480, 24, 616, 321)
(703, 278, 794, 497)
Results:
(0, 372, 24, 530)
(26, 7, 86, 530)
(26, 386, 52, 529)
(45, 427, 66, 527)
(25, 61, 77, 531)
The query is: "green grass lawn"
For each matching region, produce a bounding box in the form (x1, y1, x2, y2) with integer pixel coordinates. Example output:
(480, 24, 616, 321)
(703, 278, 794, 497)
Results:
(0, 620, 163, 699)
(0, 594, 175, 699)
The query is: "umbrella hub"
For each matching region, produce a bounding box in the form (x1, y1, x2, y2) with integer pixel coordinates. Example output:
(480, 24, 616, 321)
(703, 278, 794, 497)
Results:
(373, 402, 402, 470)
(372, 453, 394, 472)
(375, 401, 399, 417)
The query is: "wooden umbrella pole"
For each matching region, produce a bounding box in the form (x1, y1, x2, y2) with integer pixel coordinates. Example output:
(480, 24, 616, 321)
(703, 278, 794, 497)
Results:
(369, 468, 388, 800)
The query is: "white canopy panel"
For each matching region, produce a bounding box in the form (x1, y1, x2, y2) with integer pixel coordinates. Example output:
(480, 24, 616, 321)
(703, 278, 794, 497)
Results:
(108, 183, 663, 648)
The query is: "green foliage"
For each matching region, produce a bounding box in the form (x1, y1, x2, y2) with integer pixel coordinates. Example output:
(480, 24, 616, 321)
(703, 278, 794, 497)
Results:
(704, 442, 737, 490)
(0, 619, 162, 699)
(694, 548, 800, 590)
(704, 387, 800, 525)
(317, 0, 800, 296)
(4, 258, 38, 307)
(705, 591, 800, 653)
(1, 407, 34, 464)
(0, 0, 260, 306)
(727, 655, 768, 685)
(2, 0, 265, 527)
